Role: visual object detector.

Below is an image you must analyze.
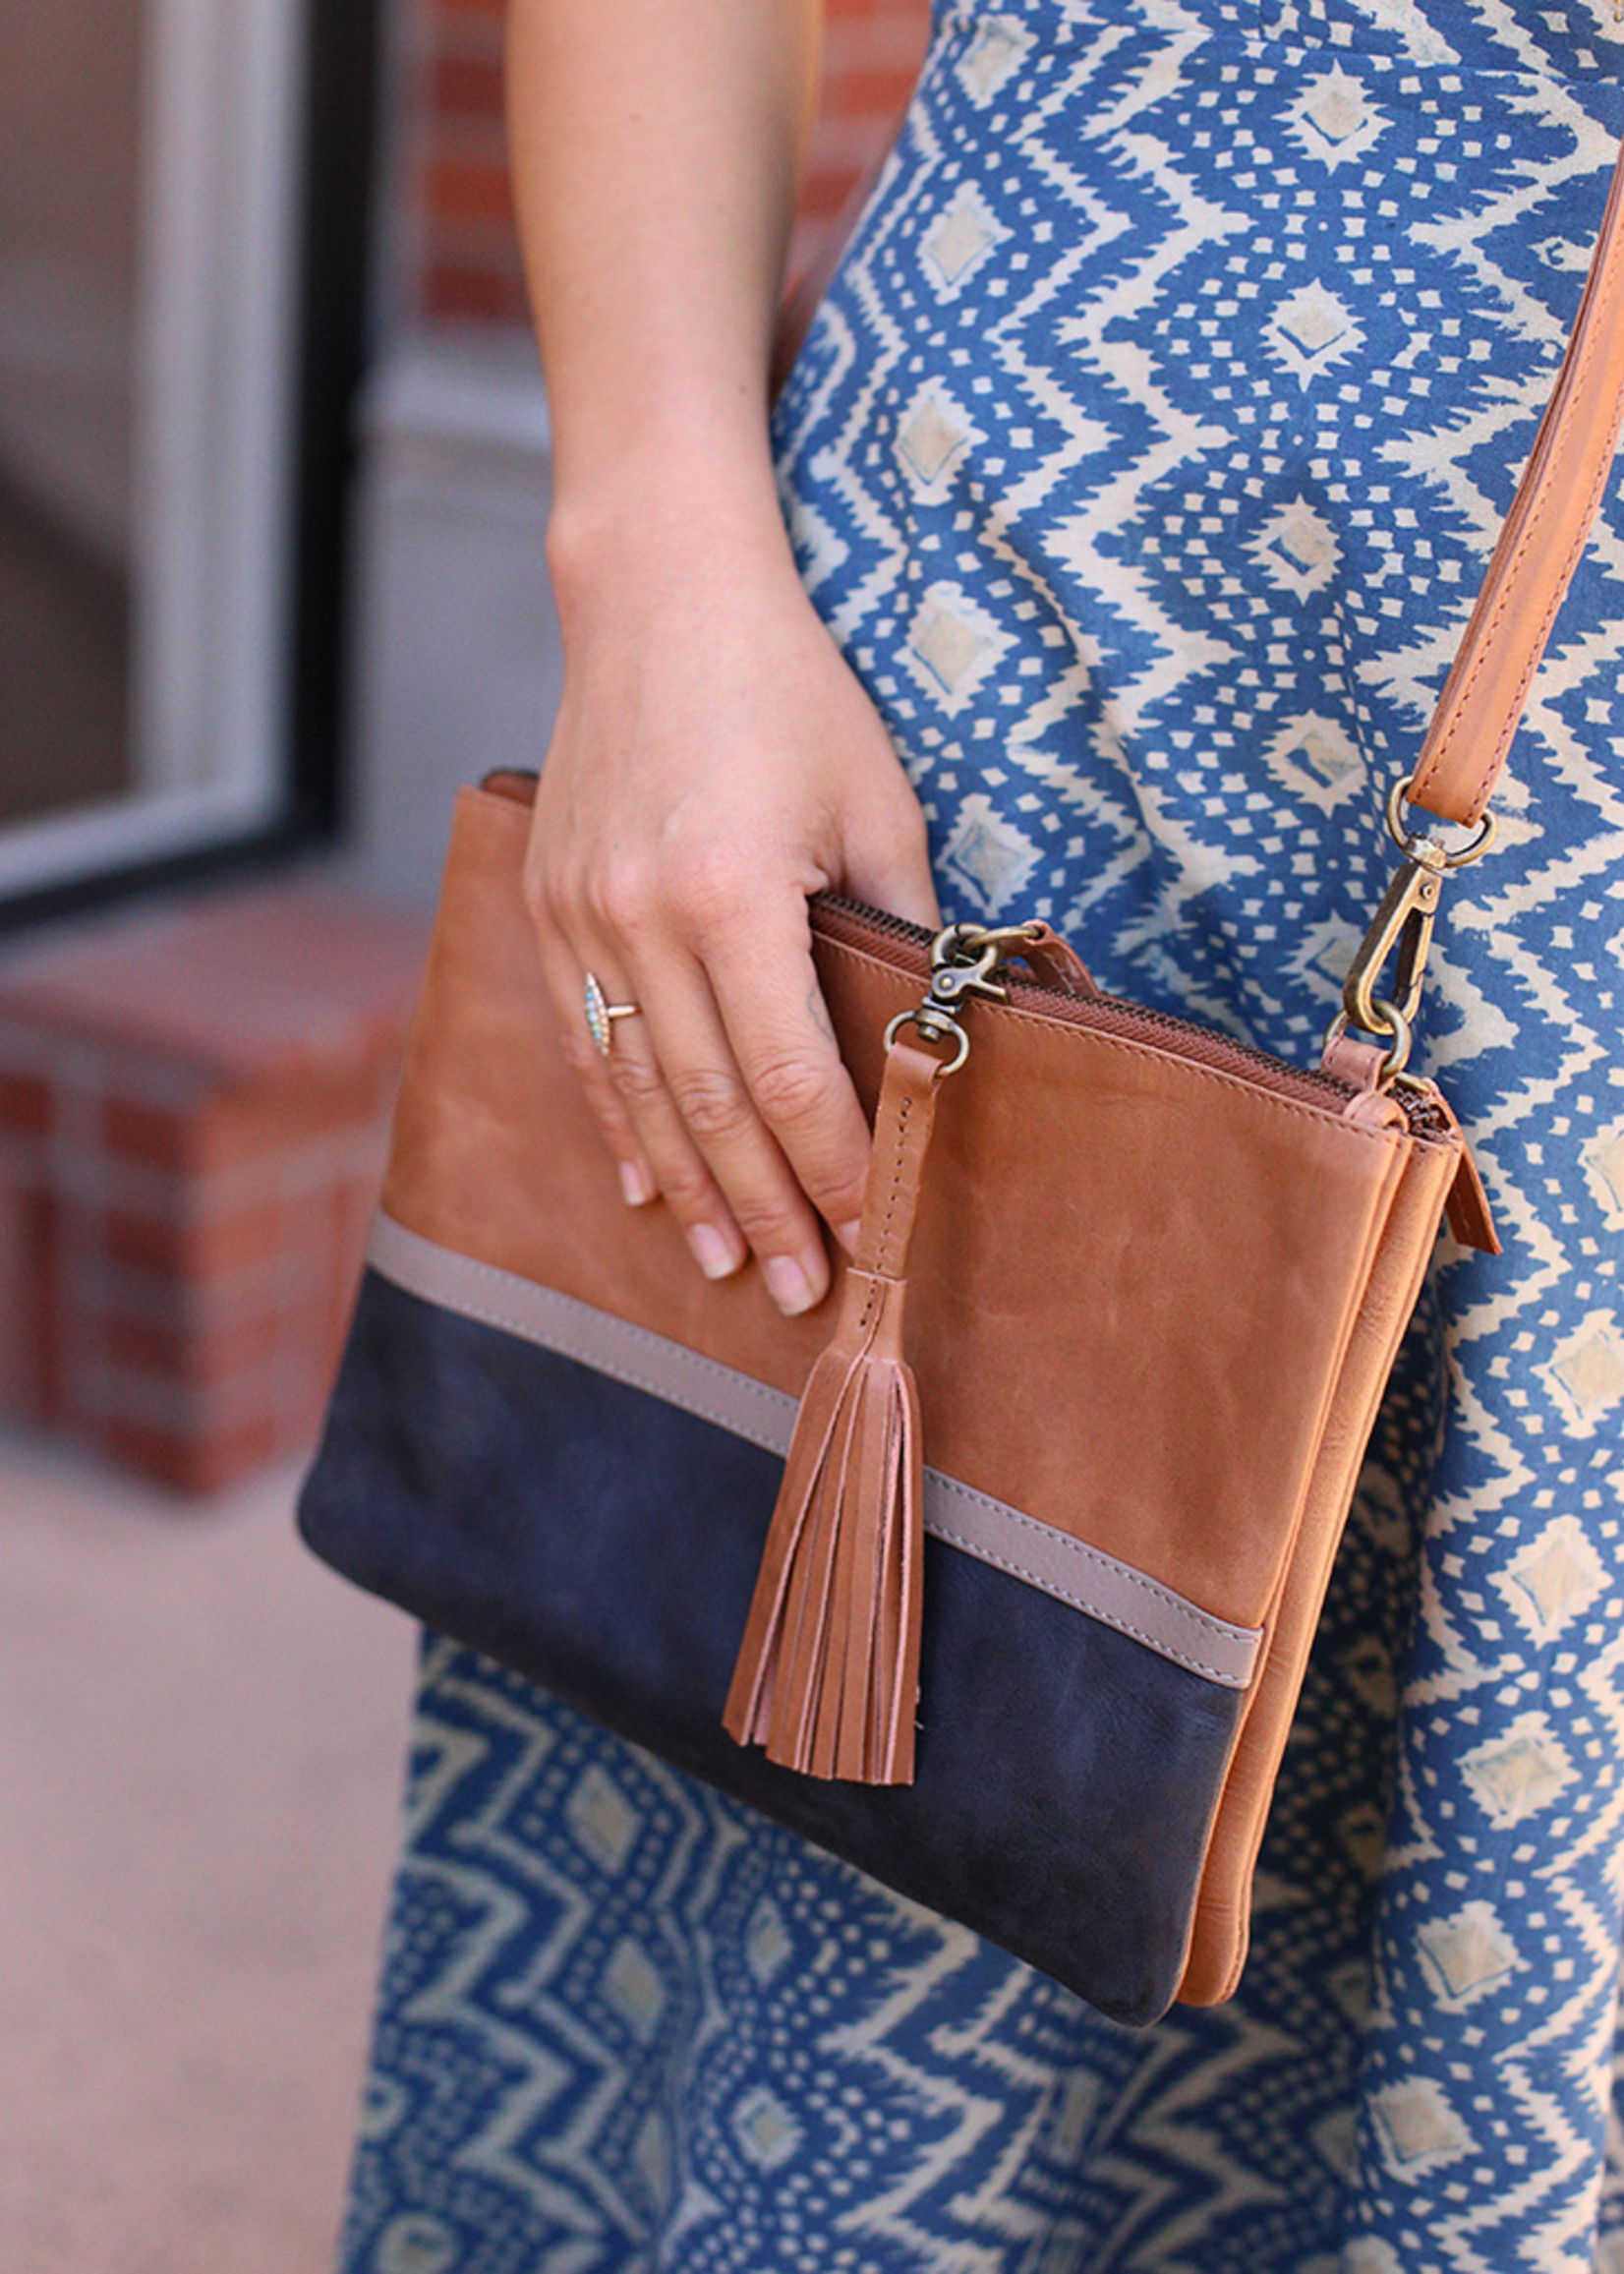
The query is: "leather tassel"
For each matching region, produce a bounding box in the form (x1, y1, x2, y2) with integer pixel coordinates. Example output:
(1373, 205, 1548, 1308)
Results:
(724, 1039, 945, 1784)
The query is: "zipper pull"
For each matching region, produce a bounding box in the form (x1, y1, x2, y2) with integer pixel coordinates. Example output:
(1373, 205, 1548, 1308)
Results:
(725, 920, 1047, 1783)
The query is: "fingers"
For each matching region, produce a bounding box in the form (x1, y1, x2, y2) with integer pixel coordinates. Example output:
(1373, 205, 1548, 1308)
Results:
(532, 931, 662, 1211)
(535, 877, 870, 1316)
(633, 926, 864, 1316)
(534, 926, 748, 1280)
(698, 902, 872, 1256)
(528, 774, 932, 1313)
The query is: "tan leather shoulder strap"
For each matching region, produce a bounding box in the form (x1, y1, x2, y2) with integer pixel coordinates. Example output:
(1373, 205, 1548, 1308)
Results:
(1410, 133, 1624, 826)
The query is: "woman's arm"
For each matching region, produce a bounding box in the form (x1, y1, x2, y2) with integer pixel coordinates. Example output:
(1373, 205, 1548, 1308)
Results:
(507, 0, 937, 1316)
(509, 0, 817, 554)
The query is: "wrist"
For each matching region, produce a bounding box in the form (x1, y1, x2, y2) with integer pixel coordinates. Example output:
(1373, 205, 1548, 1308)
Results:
(548, 452, 797, 624)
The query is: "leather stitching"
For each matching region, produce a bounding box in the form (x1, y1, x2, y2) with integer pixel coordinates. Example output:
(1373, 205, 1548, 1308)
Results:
(376, 1235, 795, 1444)
(1415, 198, 1624, 818)
(857, 1087, 916, 1322)
(406, 1280, 795, 1455)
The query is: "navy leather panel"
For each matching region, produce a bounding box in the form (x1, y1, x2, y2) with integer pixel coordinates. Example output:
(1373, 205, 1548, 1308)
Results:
(299, 1269, 1245, 2027)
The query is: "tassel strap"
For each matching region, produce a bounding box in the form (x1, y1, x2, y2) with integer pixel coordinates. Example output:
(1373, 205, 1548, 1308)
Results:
(723, 1037, 948, 1785)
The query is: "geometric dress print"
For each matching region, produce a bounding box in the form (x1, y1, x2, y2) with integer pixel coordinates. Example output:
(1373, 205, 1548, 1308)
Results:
(334, 5, 1624, 2268)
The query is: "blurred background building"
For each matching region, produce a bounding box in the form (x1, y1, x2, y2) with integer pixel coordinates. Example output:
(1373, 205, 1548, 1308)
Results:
(0, 10, 927, 2268)
(355, 0, 929, 901)
(0, 0, 929, 1493)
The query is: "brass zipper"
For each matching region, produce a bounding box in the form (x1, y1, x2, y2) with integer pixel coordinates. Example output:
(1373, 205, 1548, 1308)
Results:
(811, 892, 1446, 1135)
(474, 775, 1445, 1137)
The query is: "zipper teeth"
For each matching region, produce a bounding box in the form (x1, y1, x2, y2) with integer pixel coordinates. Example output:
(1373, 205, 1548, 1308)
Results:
(813, 891, 1439, 1131)
(477, 788, 1443, 1137)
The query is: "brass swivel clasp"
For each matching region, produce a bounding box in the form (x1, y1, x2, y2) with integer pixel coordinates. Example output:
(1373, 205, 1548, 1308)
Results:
(1330, 777, 1497, 1082)
(883, 920, 1045, 1075)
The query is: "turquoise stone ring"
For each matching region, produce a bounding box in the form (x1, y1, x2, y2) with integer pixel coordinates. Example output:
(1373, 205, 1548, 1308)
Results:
(584, 972, 641, 1057)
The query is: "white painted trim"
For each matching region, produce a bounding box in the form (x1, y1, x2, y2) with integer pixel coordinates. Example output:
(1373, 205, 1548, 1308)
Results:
(0, 0, 306, 896)
(131, 0, 307, 799)
(359, 327, 551, 464)
(344, 331, 562, 905)
(0, 783, 276, 904)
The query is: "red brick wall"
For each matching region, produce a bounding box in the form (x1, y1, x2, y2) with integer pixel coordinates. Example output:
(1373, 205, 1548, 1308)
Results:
(416, 0, 523, 323)
(0, 888, 429, 1494)
(414, 0, 931, 329)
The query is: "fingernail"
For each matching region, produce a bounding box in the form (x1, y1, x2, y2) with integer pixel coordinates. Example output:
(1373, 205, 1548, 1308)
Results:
(764, 1253, 822, 1316)
(688, 1222, 742, 1280)
(619, 1161, 655, 1207)
(838, 1219, 863, 1256)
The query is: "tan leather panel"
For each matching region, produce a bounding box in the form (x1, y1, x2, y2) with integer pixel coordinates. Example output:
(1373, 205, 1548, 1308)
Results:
(381, 787, 1446, 1635)
(1176, 1131, 1457, 2003)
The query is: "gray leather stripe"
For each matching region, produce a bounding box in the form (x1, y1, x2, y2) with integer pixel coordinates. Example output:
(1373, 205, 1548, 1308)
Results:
(366, 1213, 1262, 1690)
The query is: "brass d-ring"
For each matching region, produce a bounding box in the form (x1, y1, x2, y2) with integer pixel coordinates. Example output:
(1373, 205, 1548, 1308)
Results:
(1386, 777, 1498, 868)
(882, 1007, 971, 1076)
(1324, 998, 1414, 1083)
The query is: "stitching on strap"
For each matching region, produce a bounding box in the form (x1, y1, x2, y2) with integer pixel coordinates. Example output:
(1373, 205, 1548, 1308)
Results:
(1417, 182, 1624, 817)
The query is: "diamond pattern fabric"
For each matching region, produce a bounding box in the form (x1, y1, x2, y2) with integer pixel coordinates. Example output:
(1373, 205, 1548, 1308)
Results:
(337, 6, 1624, 2267)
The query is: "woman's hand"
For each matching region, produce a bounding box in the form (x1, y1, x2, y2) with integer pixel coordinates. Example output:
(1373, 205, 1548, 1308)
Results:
(528, 499, 939, 1315)
(504, 0, 927, 1311)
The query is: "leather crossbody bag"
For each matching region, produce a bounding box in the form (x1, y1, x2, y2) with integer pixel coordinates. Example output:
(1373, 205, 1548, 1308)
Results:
(299, 139, 1624, 2028)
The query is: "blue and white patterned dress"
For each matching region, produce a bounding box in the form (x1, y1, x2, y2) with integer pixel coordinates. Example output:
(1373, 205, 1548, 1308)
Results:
(337, 6, 1624, 2268)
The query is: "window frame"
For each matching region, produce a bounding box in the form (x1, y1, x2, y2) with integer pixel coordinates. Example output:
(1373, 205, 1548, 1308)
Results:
(0, 0, 381, 935)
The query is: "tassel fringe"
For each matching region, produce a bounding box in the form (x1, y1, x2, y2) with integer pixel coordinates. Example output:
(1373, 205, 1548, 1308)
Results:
(724, 1035, 946, 1787)
(723, 1274, 923, 1783)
